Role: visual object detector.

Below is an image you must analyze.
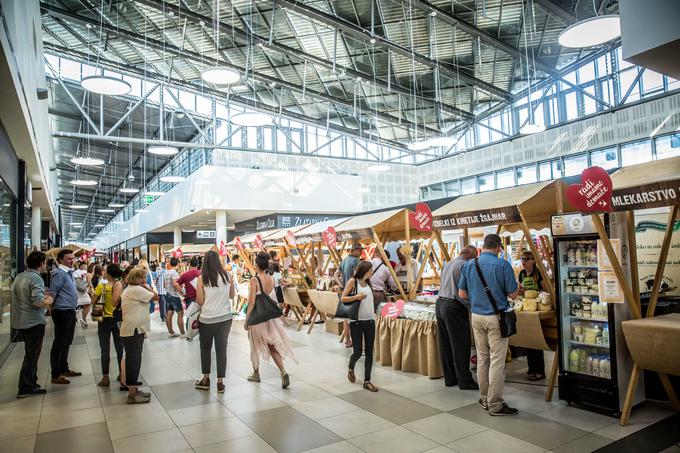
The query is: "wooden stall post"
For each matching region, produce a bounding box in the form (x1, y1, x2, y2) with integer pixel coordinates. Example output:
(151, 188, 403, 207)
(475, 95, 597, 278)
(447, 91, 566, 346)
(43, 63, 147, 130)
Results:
(462, 228, 470, 247)
(372, 228, 407, 300)
(626, 211, 641, 311)
(282, 241, 311, 290)
(519, 215, 555, 300)
(404, 210, 413, 298)
(434, 230, 451, 262)
(411, 234, 435, 300)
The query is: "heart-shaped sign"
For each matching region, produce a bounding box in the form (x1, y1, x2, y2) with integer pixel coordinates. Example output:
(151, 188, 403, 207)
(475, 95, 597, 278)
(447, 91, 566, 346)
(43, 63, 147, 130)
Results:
(286, 230, 296, 247)
(254, 234, 265, 249)
(380, 299, 406, 318)
(322, 226, 337, 249)
(566, 166, 613, 212)
(173, 247, 183, 258)
(219, 240, 227, 256)
(409, 202, 433, 232)
(235, 237, 244, 250)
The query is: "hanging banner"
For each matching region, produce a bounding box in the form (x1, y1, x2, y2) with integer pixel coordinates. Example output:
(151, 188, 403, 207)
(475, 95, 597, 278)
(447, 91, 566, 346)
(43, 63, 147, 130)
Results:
(336, 228, 373, 241)
(565, 166, 613, 212)
(254, 234, 265, 250)
(235, 237, 244, 251)
(409, 203, 433, 232)
(322, 226, 337, 249)
(433, 206, 521, 229)
(219, 240, 227, 257)
(286, 230, 296, 247)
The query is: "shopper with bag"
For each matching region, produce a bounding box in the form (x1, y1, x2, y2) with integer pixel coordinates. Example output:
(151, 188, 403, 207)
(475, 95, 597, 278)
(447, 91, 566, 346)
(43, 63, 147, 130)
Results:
(340, 261, 378, 392)
(194, 251, 235, 393)
(245, 252, 296, 388)
(458, 234, 519, 416)
(91, 264, 124, 387)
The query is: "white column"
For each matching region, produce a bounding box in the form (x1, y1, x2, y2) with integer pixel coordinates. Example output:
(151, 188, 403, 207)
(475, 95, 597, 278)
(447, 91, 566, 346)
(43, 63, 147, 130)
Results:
(31, 207, 41, 249)
(173, 226, 182, 248)
(216, 210, 227, 247)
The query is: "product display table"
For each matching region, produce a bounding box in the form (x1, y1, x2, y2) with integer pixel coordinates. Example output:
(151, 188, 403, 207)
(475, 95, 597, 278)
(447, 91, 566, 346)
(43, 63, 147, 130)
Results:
(374, 314, 443, 379)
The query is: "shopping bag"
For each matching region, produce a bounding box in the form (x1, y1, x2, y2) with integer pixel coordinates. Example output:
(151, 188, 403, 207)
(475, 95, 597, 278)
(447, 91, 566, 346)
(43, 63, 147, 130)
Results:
(186, 302, 201, 340)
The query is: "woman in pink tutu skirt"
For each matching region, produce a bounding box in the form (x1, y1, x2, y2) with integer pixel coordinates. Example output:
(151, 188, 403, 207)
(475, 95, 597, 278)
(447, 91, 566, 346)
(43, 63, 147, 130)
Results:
(245, 252, 297, 387)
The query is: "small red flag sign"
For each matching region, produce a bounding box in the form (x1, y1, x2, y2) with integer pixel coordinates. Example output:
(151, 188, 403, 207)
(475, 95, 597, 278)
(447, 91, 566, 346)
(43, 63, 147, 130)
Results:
(408, 203, 433, 232)
(322, 226, 337, 249)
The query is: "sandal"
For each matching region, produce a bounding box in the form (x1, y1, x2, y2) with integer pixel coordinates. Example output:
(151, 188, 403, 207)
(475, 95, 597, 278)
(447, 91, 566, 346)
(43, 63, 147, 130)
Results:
(363, 382, 378, 392)
(348, 369, 356, 383)
(528, 373, 546, 381)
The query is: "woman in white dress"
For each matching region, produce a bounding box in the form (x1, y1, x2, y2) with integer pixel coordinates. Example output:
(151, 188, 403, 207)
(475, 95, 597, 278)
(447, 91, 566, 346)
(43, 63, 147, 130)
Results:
(245, 252, 297, 387)
(73, 261, 92, 327)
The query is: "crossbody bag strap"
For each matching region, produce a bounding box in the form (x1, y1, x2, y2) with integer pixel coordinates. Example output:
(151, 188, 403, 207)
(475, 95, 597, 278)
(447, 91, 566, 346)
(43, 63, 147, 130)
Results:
(473, 258, 500, 314)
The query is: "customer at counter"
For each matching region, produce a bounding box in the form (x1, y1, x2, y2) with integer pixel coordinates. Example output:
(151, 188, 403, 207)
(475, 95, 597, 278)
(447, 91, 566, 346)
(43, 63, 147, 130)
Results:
(518, 251, 546, 381)
(369, 251, 398, 310)
(436, 245, 479, 389)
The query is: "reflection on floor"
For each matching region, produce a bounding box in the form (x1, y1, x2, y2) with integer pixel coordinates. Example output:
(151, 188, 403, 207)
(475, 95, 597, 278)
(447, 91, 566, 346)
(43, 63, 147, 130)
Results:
(0, 314, 677, 453)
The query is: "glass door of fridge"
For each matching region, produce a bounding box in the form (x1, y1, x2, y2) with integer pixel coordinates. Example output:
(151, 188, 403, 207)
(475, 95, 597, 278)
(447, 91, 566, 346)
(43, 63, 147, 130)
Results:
(557, 239, 612, 379)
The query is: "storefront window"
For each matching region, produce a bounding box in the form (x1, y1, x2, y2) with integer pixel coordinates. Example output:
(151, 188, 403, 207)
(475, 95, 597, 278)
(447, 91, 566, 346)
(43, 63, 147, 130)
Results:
(0, 179, 16, 357)
(461, 177, 476, 194)
(590, 148, 619, 169)
(655, 134, 680, 160)
(517, 164, 537, 185)
(445, 181, 460, 197)
(496, 170, 515, 189)
(478, 173, 494, 192)
(621, 140, 652, 166)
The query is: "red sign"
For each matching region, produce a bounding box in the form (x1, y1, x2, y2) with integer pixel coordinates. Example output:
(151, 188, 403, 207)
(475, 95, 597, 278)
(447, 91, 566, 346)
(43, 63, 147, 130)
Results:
(254, 234, 265, 249)
(409, 203, 433, 232)
(235, 237, 244, 250)
(566, 166, 613, 212)
(219, 240, 227, 256)
(286, 230, 296, 247)
(322, 226, 337, 249)
(380, 299, 405, 318)
(172, 247, 183, 258)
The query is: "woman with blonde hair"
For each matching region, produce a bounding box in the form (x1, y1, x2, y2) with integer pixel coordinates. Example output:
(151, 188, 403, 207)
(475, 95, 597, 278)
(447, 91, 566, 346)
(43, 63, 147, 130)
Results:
(137, 259, 157, 314)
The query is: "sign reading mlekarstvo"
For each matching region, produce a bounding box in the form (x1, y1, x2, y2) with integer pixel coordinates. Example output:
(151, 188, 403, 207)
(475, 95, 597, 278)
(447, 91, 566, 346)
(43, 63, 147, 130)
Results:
(432, 207, 521, 229)
(610, 179, 680, 211)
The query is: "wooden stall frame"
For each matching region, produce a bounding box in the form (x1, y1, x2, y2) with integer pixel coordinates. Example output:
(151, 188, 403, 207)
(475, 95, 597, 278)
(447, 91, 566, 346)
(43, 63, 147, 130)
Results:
(371, 228, 408, 301)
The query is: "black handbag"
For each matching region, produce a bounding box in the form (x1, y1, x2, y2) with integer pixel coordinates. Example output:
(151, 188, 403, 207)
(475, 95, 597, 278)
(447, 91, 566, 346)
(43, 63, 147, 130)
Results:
(473, 258, 517, 338)
(334, 278, 360, 320)
(246, 276, 283, 326)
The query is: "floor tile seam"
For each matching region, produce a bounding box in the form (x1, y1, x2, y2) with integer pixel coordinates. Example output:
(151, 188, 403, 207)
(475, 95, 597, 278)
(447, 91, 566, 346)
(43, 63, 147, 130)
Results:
(191, 432, 274, 452)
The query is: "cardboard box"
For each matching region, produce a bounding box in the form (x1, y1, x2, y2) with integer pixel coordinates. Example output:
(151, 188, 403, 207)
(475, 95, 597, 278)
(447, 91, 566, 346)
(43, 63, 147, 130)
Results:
(325, 319, 343, 335)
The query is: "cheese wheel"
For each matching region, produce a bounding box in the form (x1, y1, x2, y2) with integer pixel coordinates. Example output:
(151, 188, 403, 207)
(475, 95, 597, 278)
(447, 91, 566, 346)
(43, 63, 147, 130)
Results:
(522, 298, 538, 311)
(524, 290, 539, 299)
(538, 302, 552, 311)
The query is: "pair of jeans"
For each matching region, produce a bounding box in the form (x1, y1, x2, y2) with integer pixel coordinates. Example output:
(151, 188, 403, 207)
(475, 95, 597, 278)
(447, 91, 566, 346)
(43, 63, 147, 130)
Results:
(18, 324, 45, 392)
(526, 348, 545, 375)
(157, 294, 167, 320)
(97, 317, 124, 375)
(472, 313, 509, 413)
(122, 330, 145, 386)
(348, 320, 375, 382)
(435, 297, 475, 387)
(199, 320, 233, 378)
(50, 309, 76, 378)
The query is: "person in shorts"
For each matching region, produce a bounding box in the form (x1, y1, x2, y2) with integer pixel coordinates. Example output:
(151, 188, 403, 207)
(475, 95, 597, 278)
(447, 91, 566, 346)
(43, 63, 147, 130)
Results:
(164, 258, 185, 338)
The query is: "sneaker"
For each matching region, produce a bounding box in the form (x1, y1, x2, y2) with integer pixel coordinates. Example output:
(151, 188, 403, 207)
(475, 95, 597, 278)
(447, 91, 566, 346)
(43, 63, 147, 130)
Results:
(478, 398, 488, 410)
(168, 333, 179, 338)
(281, 373, 290, 389)
(489, 403, 519, 416)
(217, 382, 225, 393)
(195, 377, 210, 390)
(186, 337, 193, 342)
(137, 390, 151, 398)
(17, 388, 46, 399)
(98, 376, 110, 387)
(127, 393, 151, 404)
(247, 370, 261, 383)
(64, 370, 82, 377)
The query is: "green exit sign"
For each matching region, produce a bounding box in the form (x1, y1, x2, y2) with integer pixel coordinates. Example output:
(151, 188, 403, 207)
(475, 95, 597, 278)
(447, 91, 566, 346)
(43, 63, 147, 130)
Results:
(145, 195, 154, 204)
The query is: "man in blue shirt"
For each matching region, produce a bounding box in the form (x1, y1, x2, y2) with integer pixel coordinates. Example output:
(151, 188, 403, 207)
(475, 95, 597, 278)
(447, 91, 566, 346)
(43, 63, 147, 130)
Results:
(48, 249, 82, 384)
(459, 234, 519, 416)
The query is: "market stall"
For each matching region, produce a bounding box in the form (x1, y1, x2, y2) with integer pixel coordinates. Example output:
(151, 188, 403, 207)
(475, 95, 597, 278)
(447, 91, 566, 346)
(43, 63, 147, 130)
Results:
(47, 243, 95, 259)
(560, 157, 680, 424)
(165, 243, 218, 257)
(432, 180, 562, 398)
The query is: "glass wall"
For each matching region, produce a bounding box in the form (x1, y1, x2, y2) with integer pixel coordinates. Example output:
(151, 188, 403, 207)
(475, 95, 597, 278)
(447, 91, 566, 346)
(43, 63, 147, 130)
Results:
(420, 131, 680, 201)
(0, 178, 16, 357)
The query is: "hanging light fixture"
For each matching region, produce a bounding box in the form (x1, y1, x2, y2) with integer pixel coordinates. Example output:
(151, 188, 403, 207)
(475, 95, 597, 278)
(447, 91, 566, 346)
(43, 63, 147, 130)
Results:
(108, 202, 125, 208)
(97, 208, 115, 213)
(231, 112, 273, 127)
(148, 146, 179, 156)
(119, 187, 140, 194)
(70, 204, 89, 209)
(144, 190, 166, 196)
(69, 222, 82, 227)
(71, 156, 105, 166)
(160, 175, 186, 183)
(201, 67, 240, 85)
(558, 15, 621, 48)
(81, 75, 132, 96)
(94, 224, 106, 227)
(70, 179, 98, 186)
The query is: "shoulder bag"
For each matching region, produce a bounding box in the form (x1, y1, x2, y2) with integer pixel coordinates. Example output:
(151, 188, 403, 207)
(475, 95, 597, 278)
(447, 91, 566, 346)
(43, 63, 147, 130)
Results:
(334, 278, 360, 320)
(473, 258, 517, 338)
(246, 275, 283, 326)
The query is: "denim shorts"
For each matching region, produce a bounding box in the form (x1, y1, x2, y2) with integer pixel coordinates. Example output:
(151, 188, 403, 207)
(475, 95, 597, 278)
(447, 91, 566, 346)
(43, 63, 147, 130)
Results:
(165, 295, 183, 312)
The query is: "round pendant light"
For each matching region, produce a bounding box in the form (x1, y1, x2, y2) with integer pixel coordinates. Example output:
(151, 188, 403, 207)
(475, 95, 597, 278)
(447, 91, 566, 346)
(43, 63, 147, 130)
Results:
(97, 208, 115, 213)
(119, 187, 140, 194)
(81, 75, 132, 96)
(367, 164, 390, 172)
(71, 156, 105, 166)
(144, 190, 166, 196)
(148, 146, 179, 156)
(69, 204, 89, 209)
(231, 112, 272, 127)
(94, 224, 105, 227)
(70, 179, 98, 186)
(201, 67, 240, 85)
(558, 15, 621, 48)
(108, 202, 125, 208)
(520, 123, 546, 135)
(160, 175, 186, 183)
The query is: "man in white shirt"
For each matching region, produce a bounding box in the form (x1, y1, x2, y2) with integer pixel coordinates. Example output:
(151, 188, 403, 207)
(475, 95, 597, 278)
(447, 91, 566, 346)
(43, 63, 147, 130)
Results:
(369, 251, 398, 309)
(164, 258, 185, 338)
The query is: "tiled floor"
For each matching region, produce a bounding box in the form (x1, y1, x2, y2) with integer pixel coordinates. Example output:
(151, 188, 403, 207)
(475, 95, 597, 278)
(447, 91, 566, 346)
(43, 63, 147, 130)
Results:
(0, 314, 676, 453)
